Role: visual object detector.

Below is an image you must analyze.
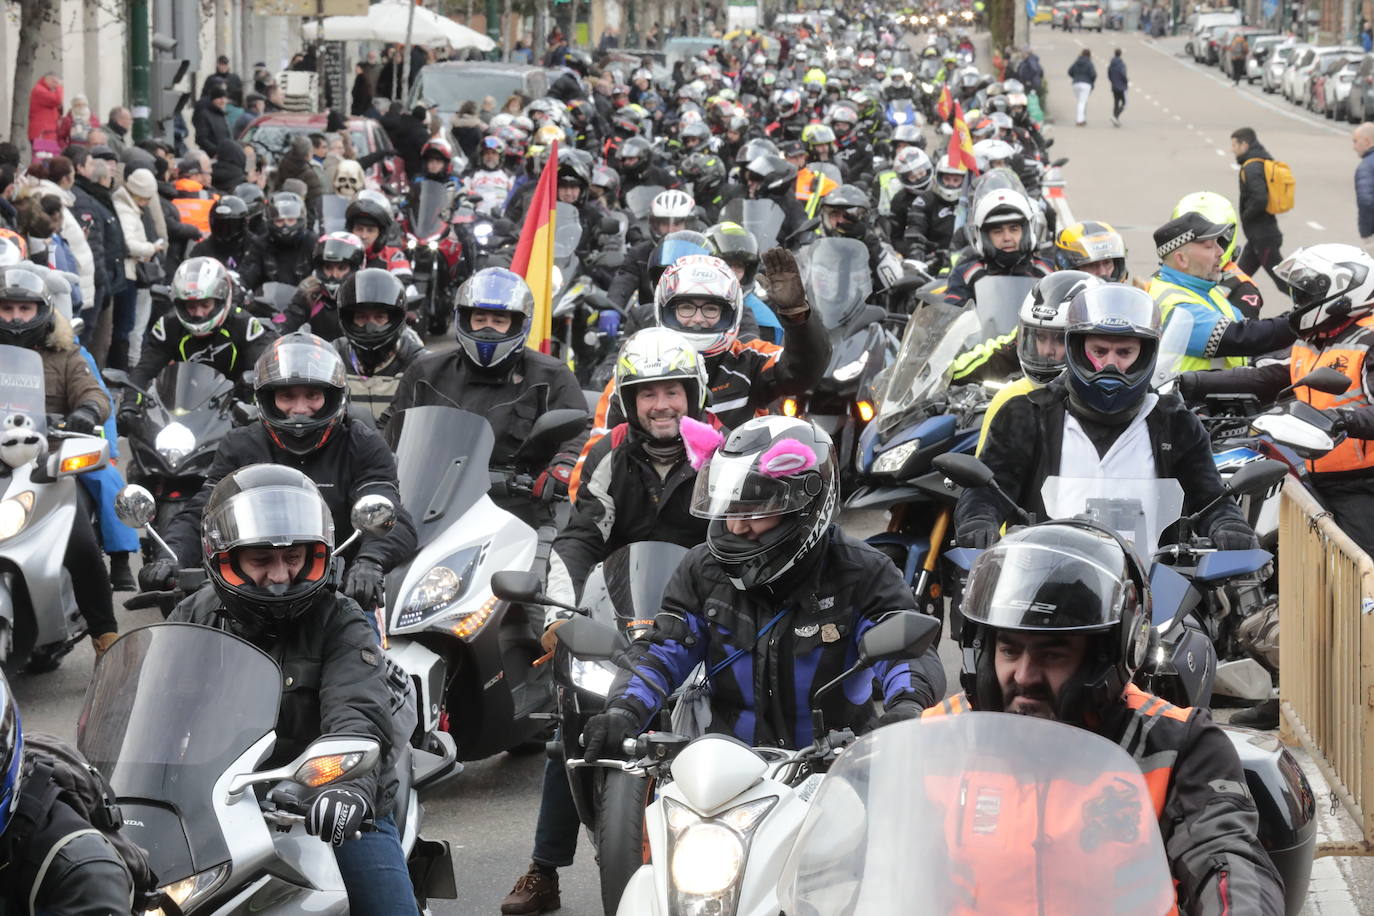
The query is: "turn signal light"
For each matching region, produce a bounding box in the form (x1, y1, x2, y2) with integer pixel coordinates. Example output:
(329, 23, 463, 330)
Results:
(448, 595, 499, 641)
(781, 398, 798, 417)
(856, 401, 875, 423)
(295, 751, 364, 787)
(60, 451, 102, 474)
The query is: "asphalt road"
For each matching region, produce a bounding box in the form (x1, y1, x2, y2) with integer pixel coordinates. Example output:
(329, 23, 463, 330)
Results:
(17, 25, 1371, 915)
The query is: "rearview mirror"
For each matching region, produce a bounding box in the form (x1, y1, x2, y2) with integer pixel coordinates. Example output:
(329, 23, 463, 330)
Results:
(114, 484, 156, 529)
(555, 615, 623, 661)
(598, 216, 620, 235)
(100, 367, 132, 388)
(932, 452, 995, 489)
(491, 570, 544, 604)
(1226, 458, 1288, 496)
(1051, 156, 1069, 167)
(350, 494, 397, 536)
(1292, 366, 1350, 396)
(514, 408, 589, 464)
(858, 611, 940, 663)
(227, 735, 382, 798)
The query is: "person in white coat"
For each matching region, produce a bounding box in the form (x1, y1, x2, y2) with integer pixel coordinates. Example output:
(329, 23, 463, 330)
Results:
(110, 168, 165, 370)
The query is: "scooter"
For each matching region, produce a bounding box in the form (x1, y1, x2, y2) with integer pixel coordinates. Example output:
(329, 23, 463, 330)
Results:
(381, 405, 588, 763)
(0, 344, 113, 672)
(77, 620, 460, 914)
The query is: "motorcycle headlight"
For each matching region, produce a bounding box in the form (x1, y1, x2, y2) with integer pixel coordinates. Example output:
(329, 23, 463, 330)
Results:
(154, 422, 196, 468)
(872, 438, 920, 475)
(831, 351, 870, 382)
(667, 796, 777, 914)
(155, 863, 229, 913)
(395, 544, 485, 629)
(406, 237, 417, 249)
(474, 222, 494, 243)
(426, 239, 440, 250)
(570, 657, 617, 695)
(0, 491, 34, 540)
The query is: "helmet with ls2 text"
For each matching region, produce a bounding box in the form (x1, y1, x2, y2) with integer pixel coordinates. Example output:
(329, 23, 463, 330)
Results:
(692, 416, 839, 591)
(958, 520, 1152, 725)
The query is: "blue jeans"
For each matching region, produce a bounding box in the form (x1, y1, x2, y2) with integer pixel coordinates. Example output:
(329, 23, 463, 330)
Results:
(531, 753, 581, 868)
(79, 465, 140, 553)
(333, 813, 419, 915)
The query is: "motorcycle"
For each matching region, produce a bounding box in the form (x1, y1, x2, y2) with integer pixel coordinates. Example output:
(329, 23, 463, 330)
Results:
(250, 281, 295, 326)
(404, 182, 465, 337)
(102, 363, 244, 537)
(77, 621, 460, 914)
(381, 405, 588, 762)
(721, 197, 786, 251)
(320, 193, 349, 233)
(0, 345, 112, 671)
(789, 237, 900, 487)
(492, 540, 689, 915)
(624, 185, 667, 245)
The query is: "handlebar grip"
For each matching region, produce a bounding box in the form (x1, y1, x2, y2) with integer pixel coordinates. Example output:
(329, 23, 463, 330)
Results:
(124, 590, 176, 611)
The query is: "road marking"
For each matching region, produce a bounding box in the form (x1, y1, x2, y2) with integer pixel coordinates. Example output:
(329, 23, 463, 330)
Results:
(1308, 220, 1326, 230)
(1186, 123, 1194, 129)
(1173, 114, 1182, 121)
(1231, 163, 1240, 170)
(1215, 148, 1226, 156)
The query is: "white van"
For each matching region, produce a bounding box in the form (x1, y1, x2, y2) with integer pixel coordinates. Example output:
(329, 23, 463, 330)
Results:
(1187, 8, 1243, 57)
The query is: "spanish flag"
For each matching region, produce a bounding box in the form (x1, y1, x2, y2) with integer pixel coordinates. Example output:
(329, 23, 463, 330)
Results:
(935, 84, 954, 124)
(947, 101, 980, 176)
(510, 140, 558, 353)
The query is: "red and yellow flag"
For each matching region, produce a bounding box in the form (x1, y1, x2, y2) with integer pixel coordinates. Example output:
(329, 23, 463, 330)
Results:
(946, 101, 980, 177)
(510, 139, 559, 353)
(935, 84, 954, 124)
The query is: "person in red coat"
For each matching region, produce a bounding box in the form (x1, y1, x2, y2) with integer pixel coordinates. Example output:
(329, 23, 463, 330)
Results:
(56, 92, 98, 148)
(28, 73, 64, 154)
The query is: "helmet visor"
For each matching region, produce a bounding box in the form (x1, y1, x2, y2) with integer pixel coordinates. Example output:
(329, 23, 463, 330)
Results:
(962, 540, 1128, 631)
(1065, 285, 1160, 339)
(1274, 257, 1334, 310)
(1017, 322, 1066, 379)
(202, 485, 335, 554)
(690, 453, 822, 519)
(257, 338, 347, 389)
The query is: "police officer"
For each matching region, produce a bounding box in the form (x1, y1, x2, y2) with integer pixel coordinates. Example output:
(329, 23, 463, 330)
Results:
(128, 256, 275, 393)
(926, 522, 1285, 915)
(169, 466, 420, 914)
(147, 333, 418, 614)
(333, 269, 428, 427)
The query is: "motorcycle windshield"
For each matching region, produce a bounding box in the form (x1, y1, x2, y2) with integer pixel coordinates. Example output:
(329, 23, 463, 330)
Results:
(386, 406, 493, 549)
(409, 182, 449, 240)
(1153, 307, 1195, 388)
(777, 714, 1175, 916)
(321, 194, 349, 233)
(154, 362, 233, 413)
(584, 540, 689, 627)
(874, 301, 982, 436)
(77, 623, 281, 876)
(802, 238, 872, 330)
(555, 202, 583, 261)
(1040, 476, 1185, 560)
(971, 276, 1037, 339)
(258, 282, 295, 312)
(887, 99, 917, 124)
(0, 345, 47, 436)
(626, 185, 666, 221)
(721, 198, 785, 250)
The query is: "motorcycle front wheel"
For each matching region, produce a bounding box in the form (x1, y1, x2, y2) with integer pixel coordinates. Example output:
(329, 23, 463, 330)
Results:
(592, 767, 653, 916)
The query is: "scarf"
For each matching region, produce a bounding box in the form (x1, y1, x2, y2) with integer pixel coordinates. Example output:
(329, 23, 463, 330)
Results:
(1157, 264, 1217, 299)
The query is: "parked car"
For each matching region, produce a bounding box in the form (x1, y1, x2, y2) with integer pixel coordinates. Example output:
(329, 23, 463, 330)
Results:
(1246, 34, 1291, 82)
(1315, 55, 1361, 119)
(240, 112, 406, 195)
(1348, 53, 1374, 122)
(1290, 46, 1363, 108)
(1189, 8, 1243, 61)
(1263, 42, 1307, 93)
(407, 62, 549, 120)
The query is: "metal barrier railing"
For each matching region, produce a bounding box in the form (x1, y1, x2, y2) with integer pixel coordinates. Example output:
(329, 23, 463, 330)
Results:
(1279, 476, 1374, 857)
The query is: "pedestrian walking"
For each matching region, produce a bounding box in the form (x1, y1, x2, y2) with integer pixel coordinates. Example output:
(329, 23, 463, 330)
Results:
(1228, 31, 1249, 85)
(1231, 127, 1289, 290)
(1108, 48, 1128, 126)
(1354, 122, 1374, 255)
(1068, 48, 1096, 126)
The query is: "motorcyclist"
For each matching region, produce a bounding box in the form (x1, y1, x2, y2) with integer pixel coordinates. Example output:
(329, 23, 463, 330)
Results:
(580, 414, 946, 754)
(344, 195, 413, 282)
(903, 155, 965, 271)
(705, 220, 783, 344)
(610, 189, 699, 307)
(333, 269, 428, 427)
(677, 151, 729, 223)
(150, 333, 418, 616)
(408, 139, 460, 204)
(886, 147, 934, 258)
(461, 135, 515, 217)
(827, 103, 874, 183)
(615, 136, 676, 203)
(1172, 191, 1264, 319)
(590, 252, 831, 433)
(381, 268, 587, 510)
(740, 153, 807, 247)
(0, 673, 137, 913)
(925, 521, 1286, 916)
(281, 231, 367, 341)
(168, 465, 421, 915)
(812, 184, 898, 291)
(187, 194, 252, 281)
(0, 266, 118, 657)
(128, 255, 274, 400)
(240, 191, 315, 289)
(943, 187, 1052, 308)
(1054, 220, 1130, 281)
(954, 284, 1257, 553)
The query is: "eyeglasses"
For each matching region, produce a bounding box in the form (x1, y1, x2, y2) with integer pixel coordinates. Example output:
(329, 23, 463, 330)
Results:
(673, 300, 724, 320)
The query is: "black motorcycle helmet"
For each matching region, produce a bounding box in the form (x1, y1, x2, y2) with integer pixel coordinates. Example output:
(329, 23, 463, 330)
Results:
(253, 333, 350, 456)
(744, 154, 797, 198)
(819, 184, 872, 240)
(691, 416, 839, 591)
(267, 191, 309, 246)
(617, 136, 654, 180)
(344, 196, 393, 247)
(312, 231, 367, 298)
(0, 267, 53, 349)
(958, 521, 1152, 726)
(233, 183, 266, 231)
(337, 268, 407, 360)
(734, 137, 780, 171)
(678, 152, 728, 206)
(209, 195, 248, 248)
(705, 221, 761, 287)
(201, 463, 336, 633)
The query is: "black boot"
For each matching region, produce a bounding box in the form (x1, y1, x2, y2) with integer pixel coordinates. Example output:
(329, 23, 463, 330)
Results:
(108, 552, 135, 592)
(106, 338, 129, 372)
(1231, 698, 1279, 729)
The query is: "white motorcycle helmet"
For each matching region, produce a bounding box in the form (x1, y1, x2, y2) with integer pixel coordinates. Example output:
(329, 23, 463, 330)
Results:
(972, 138, 1016, 174)
(654, 254, 743, 357)
(1276, 244, 1374, 338)
(894, 147, 934, 193)
(969, 187, 1037, 267)
(933, 157, 967, 202)
(650, 188, 696, 240)
(1016, 271, 1104, 384)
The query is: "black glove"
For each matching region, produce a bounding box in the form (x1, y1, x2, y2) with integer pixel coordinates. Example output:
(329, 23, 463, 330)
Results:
(305, 787, 371, 846)
(342, 559, 385, 608)
(956, 522, 999, 549)
(137, 558, 177, 593)
(1176, 371, 1203, 404)
(581, 706, 639, 763)
(62, 404, 101, 435)
(1326, 407, 1351, 436)
(875, 697, 922, 728)
(1209, 520, 1259, 551)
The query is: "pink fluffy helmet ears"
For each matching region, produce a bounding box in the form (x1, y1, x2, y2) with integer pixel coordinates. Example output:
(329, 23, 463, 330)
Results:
(681, 416, 725, 470)
(756, 439, 818, 477)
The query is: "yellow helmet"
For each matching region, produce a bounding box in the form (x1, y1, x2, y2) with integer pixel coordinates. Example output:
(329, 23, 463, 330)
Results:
(1054, 221, 1127, 281)
(534, 124, 566, 146)
(1173, 191, 1239, 263)
(803, 68, 828, 87)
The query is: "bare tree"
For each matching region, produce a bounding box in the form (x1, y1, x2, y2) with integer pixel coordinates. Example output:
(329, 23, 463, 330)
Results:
(8, 0, 59, 147)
